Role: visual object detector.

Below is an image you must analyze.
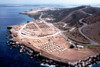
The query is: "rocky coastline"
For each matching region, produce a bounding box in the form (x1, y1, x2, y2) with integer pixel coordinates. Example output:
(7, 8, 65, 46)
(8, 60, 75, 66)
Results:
(7, 36, 100, 67)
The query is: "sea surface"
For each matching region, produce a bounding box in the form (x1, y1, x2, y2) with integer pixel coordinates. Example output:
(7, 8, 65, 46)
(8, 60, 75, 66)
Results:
(0, 4, 100, 67)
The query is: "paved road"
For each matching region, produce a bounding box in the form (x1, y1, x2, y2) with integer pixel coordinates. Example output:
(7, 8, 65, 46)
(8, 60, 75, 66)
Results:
(78, 19, 99, 45)
(78, 7, 99, 45)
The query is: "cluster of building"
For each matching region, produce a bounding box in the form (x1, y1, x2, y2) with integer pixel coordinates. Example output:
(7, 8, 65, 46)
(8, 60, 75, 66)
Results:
(39, 42, 67, 54)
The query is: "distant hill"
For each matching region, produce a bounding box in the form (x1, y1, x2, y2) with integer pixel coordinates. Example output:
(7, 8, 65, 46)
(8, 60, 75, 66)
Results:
(82, 6, 100, 14)
(24, 6, 100, 26)
(44, 6, 86, 21)
(84, 14, 100, 24)
(44, 6, 100, 26)
(60, 10, 88, 26)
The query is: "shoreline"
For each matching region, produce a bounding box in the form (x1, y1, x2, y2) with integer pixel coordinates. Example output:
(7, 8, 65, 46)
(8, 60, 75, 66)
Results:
(7, 39, 100, 67)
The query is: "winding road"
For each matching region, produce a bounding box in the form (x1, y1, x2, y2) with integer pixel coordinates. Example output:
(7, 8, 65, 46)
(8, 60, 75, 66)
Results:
(78, 18, 99, 45)
(78, 7, 99, 45)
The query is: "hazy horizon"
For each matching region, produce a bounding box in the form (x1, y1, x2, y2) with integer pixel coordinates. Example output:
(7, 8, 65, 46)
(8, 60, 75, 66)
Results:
(0, 0, 100, 6)
(0, 4, 100, 8)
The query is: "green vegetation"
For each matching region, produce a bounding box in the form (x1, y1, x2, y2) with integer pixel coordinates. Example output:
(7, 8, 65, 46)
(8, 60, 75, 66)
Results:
(59, 26, 70, 30)
(66, 35, 90, 44)
(42, 6, 90, 26)
(84, 45, 100, 49)
(44, 6, 87, 22)
(28, 12, 41, 19)
(83, 7, 100, 14)
(26, 6, 100, 27)
(66, 11, 88, 26)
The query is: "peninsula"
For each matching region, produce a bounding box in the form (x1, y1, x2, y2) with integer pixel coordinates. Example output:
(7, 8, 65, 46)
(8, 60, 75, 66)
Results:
(7, 6, 100, 67)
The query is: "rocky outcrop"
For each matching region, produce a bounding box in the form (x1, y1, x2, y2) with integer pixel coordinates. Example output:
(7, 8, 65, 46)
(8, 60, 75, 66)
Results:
(7, 40, 100, 67)
(7, 26, 12, 29)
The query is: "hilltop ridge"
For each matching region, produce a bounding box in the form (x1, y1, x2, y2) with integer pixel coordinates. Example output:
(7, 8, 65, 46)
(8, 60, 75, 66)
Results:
(21, 6, 100, 26)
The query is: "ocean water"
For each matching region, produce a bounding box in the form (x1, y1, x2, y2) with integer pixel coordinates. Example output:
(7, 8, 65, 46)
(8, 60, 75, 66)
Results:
(0, 4, 100, 67)
(92, 62, 100, 67)
(0, 6, 40, 67)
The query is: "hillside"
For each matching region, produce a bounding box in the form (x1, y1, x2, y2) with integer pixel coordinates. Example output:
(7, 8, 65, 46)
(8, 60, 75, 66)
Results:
(84, 14, 100, 24)
(82, 6, 100, 14)
(83, 14, 100, 44)
(46, 6, 100, 26)
(60, 10, 88, 26)
(25, 6, 100, 27)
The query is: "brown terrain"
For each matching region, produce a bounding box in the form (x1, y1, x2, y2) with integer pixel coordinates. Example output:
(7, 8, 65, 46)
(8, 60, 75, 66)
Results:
(83, 14, 100, 44)
(9, 19, 97, 63)
(53, 22, 90, 44)
(64, 29, 90, 44)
